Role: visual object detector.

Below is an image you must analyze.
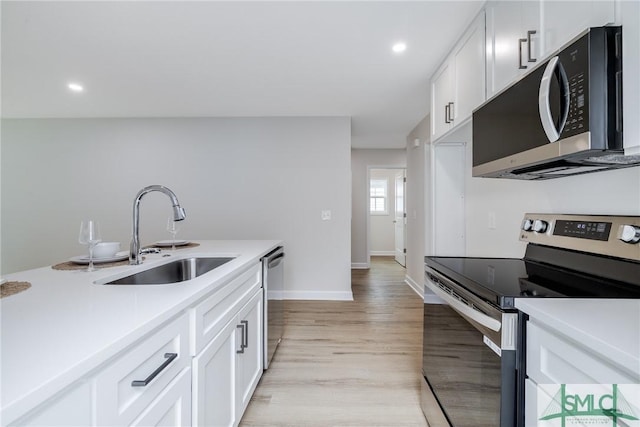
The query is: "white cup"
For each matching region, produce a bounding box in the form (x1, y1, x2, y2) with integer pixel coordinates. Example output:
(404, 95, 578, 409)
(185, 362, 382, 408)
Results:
(92, 242, 121, 259)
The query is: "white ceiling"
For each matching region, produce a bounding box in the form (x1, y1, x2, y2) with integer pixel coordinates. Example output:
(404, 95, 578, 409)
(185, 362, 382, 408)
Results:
(1, 1, 483, 148)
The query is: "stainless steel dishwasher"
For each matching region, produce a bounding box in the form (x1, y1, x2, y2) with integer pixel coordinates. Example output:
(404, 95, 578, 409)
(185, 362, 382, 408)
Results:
(262, 247, 284, 369)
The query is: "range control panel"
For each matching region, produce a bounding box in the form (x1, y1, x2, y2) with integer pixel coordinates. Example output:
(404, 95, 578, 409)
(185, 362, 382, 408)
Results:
(553, 219, 612, 241)
(520, 213, 640, 261)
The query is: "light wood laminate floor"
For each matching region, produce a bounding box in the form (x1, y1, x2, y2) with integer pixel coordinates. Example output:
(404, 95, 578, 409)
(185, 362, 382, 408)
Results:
(240, 257, 428, 426)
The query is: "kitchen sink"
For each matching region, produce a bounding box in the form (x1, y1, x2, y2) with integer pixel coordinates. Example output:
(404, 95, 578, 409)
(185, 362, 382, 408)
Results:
(104, 257, 234, 285)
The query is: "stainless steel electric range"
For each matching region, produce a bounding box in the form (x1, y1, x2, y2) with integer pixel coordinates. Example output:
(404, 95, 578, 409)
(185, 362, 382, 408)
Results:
(421, 214, 640, 427)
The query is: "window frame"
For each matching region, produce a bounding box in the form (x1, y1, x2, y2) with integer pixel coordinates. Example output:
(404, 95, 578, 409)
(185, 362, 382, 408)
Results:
(369, 178, 389, 215)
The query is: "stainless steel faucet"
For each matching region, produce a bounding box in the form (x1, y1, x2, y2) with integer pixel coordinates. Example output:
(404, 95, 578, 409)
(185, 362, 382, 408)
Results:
(130, 185, 186, 265)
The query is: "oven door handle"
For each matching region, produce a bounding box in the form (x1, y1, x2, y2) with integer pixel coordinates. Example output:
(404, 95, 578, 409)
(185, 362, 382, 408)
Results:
(425, 280, 501, 332)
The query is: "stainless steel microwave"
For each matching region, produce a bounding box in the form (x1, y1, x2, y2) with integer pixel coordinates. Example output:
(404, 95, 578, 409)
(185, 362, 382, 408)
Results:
(472, 26, 639, 180)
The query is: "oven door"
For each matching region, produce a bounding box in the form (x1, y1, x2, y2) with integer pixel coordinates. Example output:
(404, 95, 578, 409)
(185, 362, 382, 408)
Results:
(422, 269, 518, 427)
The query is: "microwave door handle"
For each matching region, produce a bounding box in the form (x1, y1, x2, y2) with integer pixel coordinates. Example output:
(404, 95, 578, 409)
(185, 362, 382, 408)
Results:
(539, 56, 564, 142)
(425, 280, 501, 332)
(538, 57, 571, 142)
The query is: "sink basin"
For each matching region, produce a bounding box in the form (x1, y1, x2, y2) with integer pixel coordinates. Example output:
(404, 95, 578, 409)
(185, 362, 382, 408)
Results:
(105, 257, 234, 285)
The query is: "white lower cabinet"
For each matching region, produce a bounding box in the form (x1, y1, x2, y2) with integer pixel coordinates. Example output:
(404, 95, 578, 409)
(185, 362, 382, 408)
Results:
(192, 287, 263, 427)
(130, 368, 192, 427)
(6, 262, 266, 427)
(192, 315, 238, 427)
(524, 319, 638, 426)
(94, 313, 191, 426)
(235, 290, 263, 417)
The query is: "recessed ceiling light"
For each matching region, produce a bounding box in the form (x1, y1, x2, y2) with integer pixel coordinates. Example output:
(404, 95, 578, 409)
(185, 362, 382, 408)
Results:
(67, 82, 84, 93)
(392, 42, 407, 54)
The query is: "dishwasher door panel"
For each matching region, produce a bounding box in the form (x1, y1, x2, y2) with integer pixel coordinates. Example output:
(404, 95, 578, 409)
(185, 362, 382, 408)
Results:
(262, 248, 284, 369)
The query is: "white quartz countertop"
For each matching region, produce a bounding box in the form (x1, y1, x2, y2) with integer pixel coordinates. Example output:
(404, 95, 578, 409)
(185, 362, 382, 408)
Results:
(0, 240, 280, 422)
(515, 299, 640, 378)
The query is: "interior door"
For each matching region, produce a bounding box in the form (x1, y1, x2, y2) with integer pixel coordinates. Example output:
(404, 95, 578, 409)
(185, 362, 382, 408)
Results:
(394, 170, 406, 267)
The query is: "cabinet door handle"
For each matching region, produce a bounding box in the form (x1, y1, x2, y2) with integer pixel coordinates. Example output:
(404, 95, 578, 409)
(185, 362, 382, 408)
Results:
(444, 104, 450, 124)
(518, 38, 528, 69)
(527, 30, 537, 63)
(236, 323, 246, 354)
(241, 320, 249, 349)
(447, 102, 454, 122)
(131, 353, 178, 387)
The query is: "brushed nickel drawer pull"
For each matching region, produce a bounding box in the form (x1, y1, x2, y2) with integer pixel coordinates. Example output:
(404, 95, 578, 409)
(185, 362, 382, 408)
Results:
(518, 38, 528, 69)
(447, 102, 454, 122)
(241, 320, 249, 348)
(131, 352, 178, 387)
(527, 30, 537, 63)
(237, 323, 246, 354)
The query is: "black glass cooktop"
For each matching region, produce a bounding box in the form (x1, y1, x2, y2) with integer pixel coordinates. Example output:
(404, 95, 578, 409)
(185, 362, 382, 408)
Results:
(425, 252, 640, 309)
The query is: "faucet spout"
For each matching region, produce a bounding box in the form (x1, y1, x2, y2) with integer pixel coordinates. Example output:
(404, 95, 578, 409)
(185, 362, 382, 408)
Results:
(130, 185, 186, 265)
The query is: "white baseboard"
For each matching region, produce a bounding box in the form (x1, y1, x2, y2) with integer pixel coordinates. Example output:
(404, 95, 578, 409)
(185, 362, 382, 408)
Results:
(370, 251, 395, 256)
(351, 262, 370, 269)
(404, 275, 423, 298)
(282, 290, 354, 301)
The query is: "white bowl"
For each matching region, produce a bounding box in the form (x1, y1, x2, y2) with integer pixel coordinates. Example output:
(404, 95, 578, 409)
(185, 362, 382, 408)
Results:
(93, 242, 121, 259)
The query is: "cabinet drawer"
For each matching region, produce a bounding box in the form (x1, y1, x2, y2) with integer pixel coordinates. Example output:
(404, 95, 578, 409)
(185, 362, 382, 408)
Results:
(94, 312, 190, 426)
(526, 321, 637, 385)
(191, 263, 261, 355)
(130, 367, 192, 427)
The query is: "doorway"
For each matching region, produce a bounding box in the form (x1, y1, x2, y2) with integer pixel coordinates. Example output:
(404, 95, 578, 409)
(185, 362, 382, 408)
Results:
(368, 167, 406, 267)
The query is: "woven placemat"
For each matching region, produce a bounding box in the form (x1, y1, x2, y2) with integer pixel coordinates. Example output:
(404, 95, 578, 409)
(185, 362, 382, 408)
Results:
(52, 259, 131, 271)
(1, 281, 32, 299)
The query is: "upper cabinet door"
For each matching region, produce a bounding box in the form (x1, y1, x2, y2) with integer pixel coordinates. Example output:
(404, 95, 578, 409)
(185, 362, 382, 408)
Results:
(453, 11, 486, 123)
(431, 10, 486, 142)
(485, 0, 540, 98)
(431, 60, 454, 141)
(540, 0, 615, 58)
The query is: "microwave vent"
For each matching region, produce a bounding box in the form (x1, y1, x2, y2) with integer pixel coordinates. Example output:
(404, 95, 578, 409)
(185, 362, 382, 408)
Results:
(583, 154, 640, 165)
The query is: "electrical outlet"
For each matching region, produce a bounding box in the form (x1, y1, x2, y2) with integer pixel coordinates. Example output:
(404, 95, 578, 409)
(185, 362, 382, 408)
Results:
(321, 210, 331, 221)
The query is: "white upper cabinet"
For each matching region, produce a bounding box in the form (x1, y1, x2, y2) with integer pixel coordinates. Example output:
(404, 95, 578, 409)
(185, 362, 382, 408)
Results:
(540, 1, 615, 58)
(430, 60, 454, 140)
(431, 11, 486, 142)
(485, 0, 540, 98)
(486, 0, 616, 99)
(453, 13, 486, 125)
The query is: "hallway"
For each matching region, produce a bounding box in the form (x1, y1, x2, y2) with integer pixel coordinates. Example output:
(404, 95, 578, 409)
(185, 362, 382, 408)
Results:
(240, 257, 427, 426)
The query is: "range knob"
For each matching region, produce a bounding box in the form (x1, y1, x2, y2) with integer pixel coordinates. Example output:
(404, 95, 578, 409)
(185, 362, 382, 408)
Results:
(533, 219, 549, 233)
(619, 225, 640, 244)
(522, 219, 534, 231)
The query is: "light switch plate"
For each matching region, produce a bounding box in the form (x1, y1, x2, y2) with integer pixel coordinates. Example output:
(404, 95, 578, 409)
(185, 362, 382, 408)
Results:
(321, 210, 331, 221)
(488, 212, 496, 229)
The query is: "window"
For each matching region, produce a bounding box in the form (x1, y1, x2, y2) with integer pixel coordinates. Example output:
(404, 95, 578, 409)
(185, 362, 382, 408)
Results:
(370, 179, 388, 215)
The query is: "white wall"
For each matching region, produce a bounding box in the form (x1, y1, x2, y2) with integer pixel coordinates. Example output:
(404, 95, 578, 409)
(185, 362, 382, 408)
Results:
(351, 149, 406, 268)
(1, 117, 353, 300)
(405, 116, 429, 295)
(369, 168, 398, 255)
(452, 124, 640, 258)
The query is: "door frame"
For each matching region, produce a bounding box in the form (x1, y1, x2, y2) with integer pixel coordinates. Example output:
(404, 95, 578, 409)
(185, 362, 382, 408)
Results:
(366, 166, 407, 267)
(394, 169, 407, 267)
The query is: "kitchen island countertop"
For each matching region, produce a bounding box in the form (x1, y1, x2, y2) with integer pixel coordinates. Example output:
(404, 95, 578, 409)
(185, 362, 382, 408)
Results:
(0, 239, 280, 423)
